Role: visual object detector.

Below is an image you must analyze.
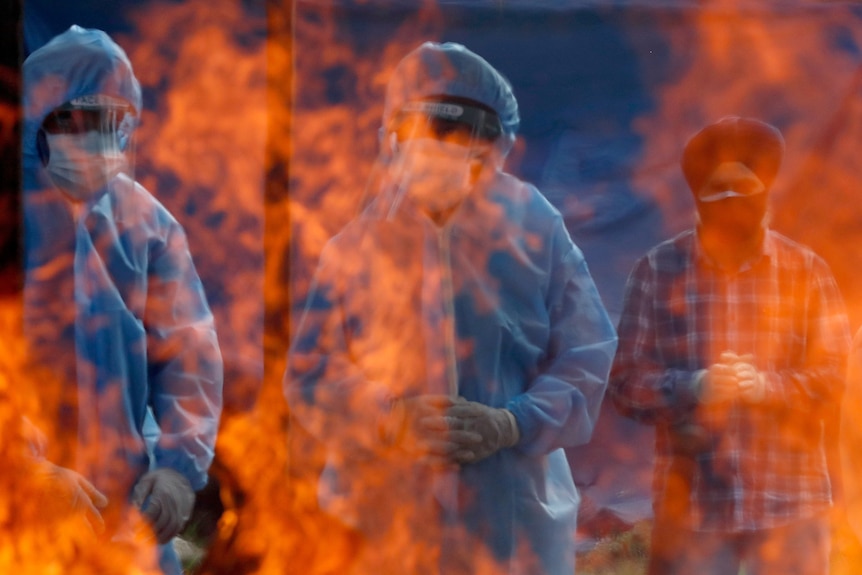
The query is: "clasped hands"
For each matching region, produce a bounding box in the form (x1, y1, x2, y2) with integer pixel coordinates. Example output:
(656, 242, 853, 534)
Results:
(382, 395, 519, 466)
(696, 351, 766, 404)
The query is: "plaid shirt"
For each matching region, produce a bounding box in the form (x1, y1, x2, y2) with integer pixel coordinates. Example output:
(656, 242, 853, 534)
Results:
(610, 229, 850, 531)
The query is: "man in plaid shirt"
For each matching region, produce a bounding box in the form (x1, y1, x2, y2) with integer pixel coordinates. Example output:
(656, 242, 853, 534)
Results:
(610, 117, 850, 574)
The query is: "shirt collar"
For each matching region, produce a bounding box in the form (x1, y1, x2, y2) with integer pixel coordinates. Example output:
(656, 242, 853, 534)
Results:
(692, 226, 775, 272)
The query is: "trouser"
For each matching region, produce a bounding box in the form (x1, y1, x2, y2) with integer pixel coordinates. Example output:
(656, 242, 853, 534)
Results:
(648, 513, 831, 575)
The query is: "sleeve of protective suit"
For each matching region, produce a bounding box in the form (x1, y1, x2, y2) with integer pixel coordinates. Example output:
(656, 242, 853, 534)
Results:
(145, 215, 223, 491)
(506, 219, 617, 457)
(285, 242, 395, 457)
(608, 255, 704, 425)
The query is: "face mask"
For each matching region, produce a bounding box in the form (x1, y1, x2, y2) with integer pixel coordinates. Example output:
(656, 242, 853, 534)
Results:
(696, 194, 768, 240)
(390, 137, 479, 213)
(44, 132, 126, 202)
(694, 160, 771, 240)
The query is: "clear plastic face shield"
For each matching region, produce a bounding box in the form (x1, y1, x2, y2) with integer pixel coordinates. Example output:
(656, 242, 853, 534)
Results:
(380, 99, 503, 218)
(37, 94, 137, 202)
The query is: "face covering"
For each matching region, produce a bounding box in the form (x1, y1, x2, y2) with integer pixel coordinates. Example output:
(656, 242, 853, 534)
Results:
(696, 194, 768, 240)
(695, 161, 768, 241)
(44, 131, 126, 202)
(390, 137, 479, 214)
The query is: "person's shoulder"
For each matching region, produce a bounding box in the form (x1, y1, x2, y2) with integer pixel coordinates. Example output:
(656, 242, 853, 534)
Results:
(328, 215, 371, 245)
(766, 230, 833, 273)
(313, 217, 374, 266)
(489, 172, 567, 238)
(107, 175, 184, 237)
(767, 229, 809, 252)
(498, 172, 558, 212)
(637, 230, 695, 272)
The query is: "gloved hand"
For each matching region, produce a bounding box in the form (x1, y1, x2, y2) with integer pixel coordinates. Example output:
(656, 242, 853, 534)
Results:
(381, 395, 481, 467)
(131, 468, 195, 544)
(444, 398, 520, 464)
(37, 461, 108, 534)
(695, 351, 742, 404)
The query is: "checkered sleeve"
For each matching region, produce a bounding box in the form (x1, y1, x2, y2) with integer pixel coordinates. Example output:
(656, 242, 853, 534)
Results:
(609, 254, 701, 424)
(761, 254, 850, 410)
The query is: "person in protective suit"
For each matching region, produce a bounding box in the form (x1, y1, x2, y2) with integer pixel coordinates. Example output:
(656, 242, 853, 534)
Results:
(22, 26, 223, 575)
(286, 42, 617, 574)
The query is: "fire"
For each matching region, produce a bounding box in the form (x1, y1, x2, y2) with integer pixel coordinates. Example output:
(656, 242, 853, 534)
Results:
(0, 293, 162, 572)
(15, 0, 862, 572)
(123, 0, 510, 573)
(626, 3, 862, 572)
(2, 11, 165, 573)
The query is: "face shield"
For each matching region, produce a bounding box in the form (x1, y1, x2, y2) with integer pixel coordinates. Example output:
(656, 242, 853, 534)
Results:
(382, 98, 503, 218)
(37, 94, 137, 202)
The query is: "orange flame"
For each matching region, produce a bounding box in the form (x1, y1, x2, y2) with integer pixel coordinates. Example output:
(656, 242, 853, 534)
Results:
(15, 0, 862, 572)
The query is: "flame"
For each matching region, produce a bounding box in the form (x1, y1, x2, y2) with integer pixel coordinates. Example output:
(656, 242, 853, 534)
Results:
(625, 2, 862, 570)
(14, 0, 862, 572)
(118, 0, 267, 398)
(124, 0, 502, 573)
(1, 11, 165, 571)
(0, 291, 162, 572)
(130, 0, 862, 571)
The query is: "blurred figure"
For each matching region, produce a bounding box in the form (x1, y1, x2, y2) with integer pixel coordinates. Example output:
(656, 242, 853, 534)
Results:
(1, 18, 155, 567)
(0, 14, 106, 560)
(22, 26, 222, 575)
(841, 328, 862, 548)
(286, 42, 617, 574)
(610, 116, 850, 575)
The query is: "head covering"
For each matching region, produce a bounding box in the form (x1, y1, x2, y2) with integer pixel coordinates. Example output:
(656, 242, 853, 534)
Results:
(22, 26, 141, 173)
(383, 42, 519, 154)
(681, 116, 784, 194)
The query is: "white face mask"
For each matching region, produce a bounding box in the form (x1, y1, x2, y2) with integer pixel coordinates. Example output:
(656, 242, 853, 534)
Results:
(44, 132, 127, 202)
(391, 138, 478, 213)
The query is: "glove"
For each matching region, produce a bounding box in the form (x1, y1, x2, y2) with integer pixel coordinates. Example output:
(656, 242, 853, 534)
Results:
(381, 395, 481, 467)
(37, 461, 108, 534)
(444, 398, 520, 464)
(695, 351, 742, 404)
(131, 468, 195, 544)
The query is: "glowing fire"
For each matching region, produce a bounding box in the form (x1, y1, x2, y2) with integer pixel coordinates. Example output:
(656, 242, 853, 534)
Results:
(628, 3, 862, 572)
(13, 0, 862, 572)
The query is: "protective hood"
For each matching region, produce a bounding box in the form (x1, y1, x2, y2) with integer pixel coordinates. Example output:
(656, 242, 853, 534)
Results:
(22, 25, 141, 178)
(383, 42, 520, 155)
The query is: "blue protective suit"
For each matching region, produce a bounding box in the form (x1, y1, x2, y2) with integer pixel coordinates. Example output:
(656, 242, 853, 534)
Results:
(286, 43, 617, 574)
(22, 26, 222, 574)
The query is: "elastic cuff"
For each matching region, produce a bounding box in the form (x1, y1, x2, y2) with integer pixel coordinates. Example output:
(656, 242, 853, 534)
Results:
(506, 398, 536, 448)
(502, 409, 520, 447)
(153, 450, 208, 491)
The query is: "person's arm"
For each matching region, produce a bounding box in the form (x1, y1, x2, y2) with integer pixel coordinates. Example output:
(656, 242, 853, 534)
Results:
(504, 221, 618, 457)
(144, 216, 223, 491)
(608, 255, 702, 425)
(284, 243, 402, 457)
(755, 257, 849, 410)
